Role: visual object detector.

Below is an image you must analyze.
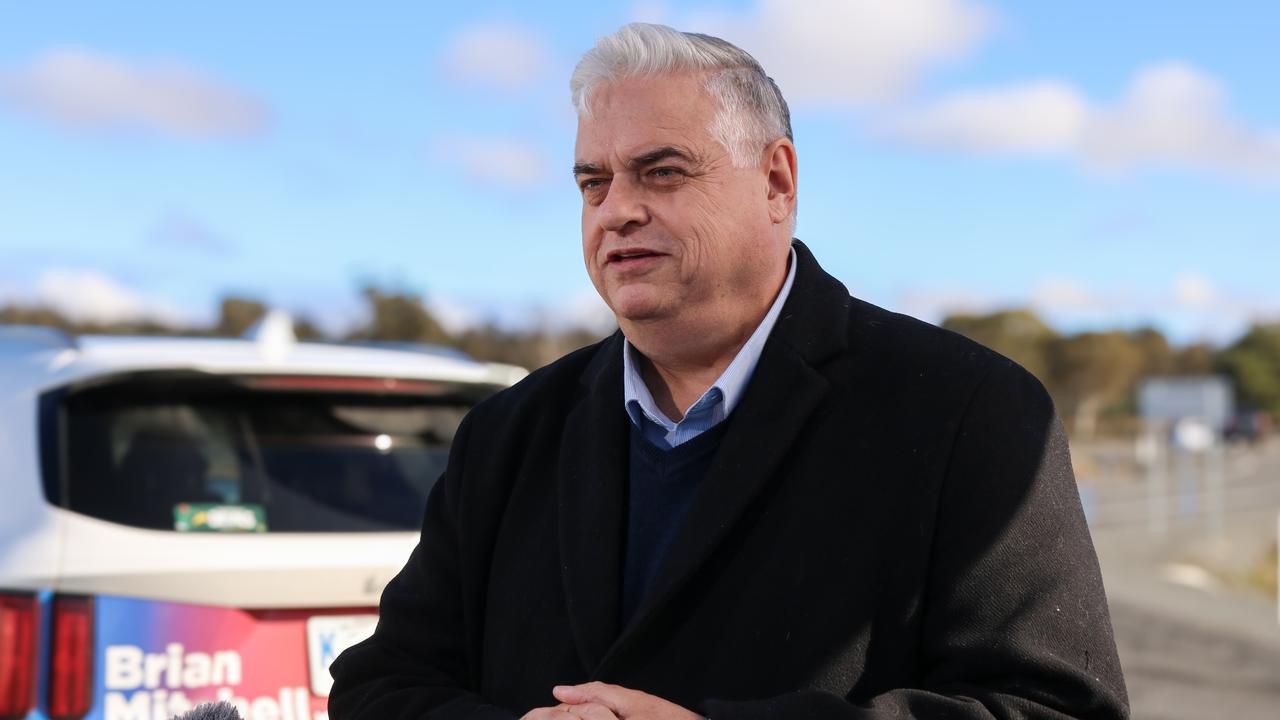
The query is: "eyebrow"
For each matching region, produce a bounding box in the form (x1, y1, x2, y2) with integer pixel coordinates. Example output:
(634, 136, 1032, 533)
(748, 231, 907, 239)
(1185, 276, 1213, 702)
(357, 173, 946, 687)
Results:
(626, 146, 696, 169)
(572, 146, 698, 177)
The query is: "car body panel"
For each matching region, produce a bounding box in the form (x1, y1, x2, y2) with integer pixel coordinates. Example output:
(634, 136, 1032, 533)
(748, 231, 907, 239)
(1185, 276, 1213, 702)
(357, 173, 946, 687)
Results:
(0, 326, 522, 720)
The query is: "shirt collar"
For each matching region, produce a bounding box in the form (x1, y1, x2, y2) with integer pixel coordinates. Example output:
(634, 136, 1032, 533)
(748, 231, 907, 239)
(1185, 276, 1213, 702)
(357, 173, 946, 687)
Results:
(622, 246, 797, 431)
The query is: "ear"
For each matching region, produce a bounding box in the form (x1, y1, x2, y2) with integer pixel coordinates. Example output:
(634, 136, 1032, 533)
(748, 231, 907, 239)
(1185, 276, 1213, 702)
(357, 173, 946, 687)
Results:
(763, 137, 797, 227)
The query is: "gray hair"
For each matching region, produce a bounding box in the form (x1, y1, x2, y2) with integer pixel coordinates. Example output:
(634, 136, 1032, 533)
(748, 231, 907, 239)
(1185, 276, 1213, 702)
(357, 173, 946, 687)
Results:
(570, 23, 793, 168)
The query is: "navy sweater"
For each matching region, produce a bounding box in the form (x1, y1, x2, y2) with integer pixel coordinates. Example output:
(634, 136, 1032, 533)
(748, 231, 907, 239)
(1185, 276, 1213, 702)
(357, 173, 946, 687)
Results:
(622, 419, 730, 623)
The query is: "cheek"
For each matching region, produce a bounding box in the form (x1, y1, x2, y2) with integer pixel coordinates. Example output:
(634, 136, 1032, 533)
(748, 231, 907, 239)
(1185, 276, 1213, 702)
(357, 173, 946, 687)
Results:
(581, 215, 602, 260)
(684, 204, 745, 276)
(580, 229, 608, 294)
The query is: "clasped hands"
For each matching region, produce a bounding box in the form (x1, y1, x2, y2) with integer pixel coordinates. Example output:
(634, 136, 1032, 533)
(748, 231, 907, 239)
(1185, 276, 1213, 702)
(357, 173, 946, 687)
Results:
(520, 681, 704, 720)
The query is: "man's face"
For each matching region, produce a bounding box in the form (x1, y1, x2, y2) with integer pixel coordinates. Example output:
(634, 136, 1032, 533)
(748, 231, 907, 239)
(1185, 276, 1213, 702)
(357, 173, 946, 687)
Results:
(574, 73, 781, 328)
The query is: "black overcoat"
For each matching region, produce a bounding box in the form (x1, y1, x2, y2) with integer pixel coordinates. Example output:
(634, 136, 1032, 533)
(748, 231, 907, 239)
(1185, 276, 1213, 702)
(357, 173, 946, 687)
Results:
(329, 241, 1129, 719)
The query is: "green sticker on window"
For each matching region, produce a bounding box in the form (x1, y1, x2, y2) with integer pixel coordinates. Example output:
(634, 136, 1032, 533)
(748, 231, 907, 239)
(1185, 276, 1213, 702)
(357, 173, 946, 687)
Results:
(174, 503, 267, 532)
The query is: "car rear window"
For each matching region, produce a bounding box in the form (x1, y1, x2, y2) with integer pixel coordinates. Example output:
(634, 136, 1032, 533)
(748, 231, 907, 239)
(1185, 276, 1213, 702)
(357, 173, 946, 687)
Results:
(43, 372, 497, 532)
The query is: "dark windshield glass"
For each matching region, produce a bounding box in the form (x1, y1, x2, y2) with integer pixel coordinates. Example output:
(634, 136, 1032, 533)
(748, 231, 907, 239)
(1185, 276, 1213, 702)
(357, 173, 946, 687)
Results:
(52, 373, 493, 532)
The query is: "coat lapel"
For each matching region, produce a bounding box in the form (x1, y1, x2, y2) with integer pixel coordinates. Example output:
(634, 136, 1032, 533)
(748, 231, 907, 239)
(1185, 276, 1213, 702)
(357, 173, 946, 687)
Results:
(600, 240, 854, 670)
(558, 332, 630, 674)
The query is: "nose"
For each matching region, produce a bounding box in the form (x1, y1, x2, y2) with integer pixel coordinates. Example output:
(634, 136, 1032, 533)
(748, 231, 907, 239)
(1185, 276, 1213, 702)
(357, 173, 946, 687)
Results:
(596, 175, 649, 235)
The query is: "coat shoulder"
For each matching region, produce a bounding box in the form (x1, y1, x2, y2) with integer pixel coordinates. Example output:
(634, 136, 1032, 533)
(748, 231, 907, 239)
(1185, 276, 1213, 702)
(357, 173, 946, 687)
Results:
(464, 334, 611, 430)
(840, 296, 1053, 408)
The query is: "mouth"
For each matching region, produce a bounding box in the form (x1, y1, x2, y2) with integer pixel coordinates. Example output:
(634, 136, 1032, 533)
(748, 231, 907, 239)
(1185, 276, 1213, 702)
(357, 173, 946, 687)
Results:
(607, 247, 666, 265)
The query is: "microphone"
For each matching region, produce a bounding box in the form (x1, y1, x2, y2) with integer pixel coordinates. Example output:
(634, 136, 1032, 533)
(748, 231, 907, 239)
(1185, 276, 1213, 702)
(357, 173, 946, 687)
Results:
(172, 701, 244, 720)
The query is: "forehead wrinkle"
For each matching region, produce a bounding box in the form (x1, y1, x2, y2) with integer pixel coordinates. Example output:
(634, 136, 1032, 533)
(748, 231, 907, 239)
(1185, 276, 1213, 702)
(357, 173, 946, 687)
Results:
(574, 78, 721, 173)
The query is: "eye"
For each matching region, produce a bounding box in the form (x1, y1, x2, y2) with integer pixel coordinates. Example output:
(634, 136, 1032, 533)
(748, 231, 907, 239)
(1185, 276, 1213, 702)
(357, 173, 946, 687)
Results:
(647, 167, 684, 185)
(578, 178, 606, 192)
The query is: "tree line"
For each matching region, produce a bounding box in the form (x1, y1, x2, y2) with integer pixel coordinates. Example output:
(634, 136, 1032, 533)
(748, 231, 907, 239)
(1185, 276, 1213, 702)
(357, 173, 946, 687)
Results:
(0, 288, 607, 379)
(941, 310, 1279, 437)
(4, 293, 1277, 437)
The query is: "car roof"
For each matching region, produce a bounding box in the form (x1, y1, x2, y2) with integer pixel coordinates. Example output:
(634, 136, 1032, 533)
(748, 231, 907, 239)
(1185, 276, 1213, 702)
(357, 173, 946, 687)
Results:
(0, 323, 526, 393)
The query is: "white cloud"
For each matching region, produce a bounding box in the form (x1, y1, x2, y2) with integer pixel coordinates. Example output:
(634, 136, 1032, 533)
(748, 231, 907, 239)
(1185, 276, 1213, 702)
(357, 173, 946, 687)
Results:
(689, 0, 993, 107)
(1030, 278, 1112, 315)
(0, 47, 268, 138)
(1157, 277, 1269, 345)
(1173, 272, 1217, 308)
(888, 81, 1088, 153)
(435, 135, 550, 191)
(896, 287, 1000, 322)
(898, 280, 1123, 328)
(886, 62, 1280, 178)
(1081, 63, 1280, 177)
(441, 22, 553, 92)
(34, 268, 186, 324)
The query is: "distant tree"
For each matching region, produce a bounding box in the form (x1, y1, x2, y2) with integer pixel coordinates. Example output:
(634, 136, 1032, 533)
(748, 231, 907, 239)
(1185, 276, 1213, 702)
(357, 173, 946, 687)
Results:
(1219, 323, 1280, 415)
(941, 309, 1057, 382)
(1173, 342, 1215, 376)
(0, 303, 74, 331)
(1127, 328, 1214, 378)
(94, 319, 181, 336)
(349, 287, 451, 344)
(1128, 327, 1175, 376)
(0, 303, 180, 336)
(215, 297, 267, 337)
(292, 315, 326, 341)
(456, 324, 606, 369)
(1046, 331, 1144, 439)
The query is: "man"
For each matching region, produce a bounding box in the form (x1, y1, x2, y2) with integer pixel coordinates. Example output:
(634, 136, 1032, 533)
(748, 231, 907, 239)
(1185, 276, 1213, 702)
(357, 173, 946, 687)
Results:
(330, 23, 1128, 720)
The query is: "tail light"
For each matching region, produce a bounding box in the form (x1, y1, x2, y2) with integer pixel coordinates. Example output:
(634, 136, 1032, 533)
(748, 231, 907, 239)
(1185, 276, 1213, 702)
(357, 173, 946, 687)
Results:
(0, 592, 38, 719)
(48, 595, 94, 720)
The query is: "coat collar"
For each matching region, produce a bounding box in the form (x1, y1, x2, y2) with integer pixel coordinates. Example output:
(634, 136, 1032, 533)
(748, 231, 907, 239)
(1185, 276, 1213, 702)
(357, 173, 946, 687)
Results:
(768, 239, 852, 368)
(557, 239, 852, 675)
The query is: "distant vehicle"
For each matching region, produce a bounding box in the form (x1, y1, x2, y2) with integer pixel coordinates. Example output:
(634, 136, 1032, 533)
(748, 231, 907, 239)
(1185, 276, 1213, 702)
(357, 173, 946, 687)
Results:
(1223, 410, 1272, 444)
(0, 316, 524, 720)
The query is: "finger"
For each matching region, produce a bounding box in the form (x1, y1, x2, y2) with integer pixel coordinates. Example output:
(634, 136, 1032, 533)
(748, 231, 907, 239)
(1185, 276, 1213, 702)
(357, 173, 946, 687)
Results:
(529, 707, 581, 717)
(553, 682, 635, 713)
(563, 702, 619, 720)
(520, 708, 574, 720)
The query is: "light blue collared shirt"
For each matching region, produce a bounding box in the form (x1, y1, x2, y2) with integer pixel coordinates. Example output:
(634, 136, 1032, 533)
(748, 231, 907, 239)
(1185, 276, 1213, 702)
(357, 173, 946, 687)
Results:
(623, 247, 797, 449)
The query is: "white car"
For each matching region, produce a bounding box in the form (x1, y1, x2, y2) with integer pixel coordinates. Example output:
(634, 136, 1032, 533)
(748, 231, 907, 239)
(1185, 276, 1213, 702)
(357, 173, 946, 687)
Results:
(0, 315, 523, 720)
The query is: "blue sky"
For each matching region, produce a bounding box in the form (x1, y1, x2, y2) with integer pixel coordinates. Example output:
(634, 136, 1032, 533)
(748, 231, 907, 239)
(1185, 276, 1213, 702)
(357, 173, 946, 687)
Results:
(1, 1, 1276, 344)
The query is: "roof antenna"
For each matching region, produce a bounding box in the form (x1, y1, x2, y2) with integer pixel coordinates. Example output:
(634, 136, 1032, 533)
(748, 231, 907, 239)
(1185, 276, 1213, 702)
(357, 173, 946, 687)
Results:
(243, 309, 296, 362)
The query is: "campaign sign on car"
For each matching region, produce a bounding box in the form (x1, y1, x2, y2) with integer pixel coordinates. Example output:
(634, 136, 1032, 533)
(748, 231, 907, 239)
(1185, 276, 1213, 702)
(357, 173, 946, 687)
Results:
(97, 595, 328, 720)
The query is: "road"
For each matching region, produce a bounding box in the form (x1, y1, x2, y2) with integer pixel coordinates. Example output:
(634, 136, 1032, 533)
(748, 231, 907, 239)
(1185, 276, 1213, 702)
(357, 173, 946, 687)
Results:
(1079, 437, 1280, 719)
(1111, 599, 1280, 720)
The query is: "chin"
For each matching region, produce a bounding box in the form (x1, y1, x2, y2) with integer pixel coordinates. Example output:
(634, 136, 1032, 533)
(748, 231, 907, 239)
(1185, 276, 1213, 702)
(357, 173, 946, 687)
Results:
(608, 288, 668, 324)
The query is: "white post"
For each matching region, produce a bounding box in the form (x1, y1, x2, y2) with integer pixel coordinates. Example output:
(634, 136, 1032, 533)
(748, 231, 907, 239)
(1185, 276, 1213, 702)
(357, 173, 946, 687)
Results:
(1205, 437, 1225, 545)
(1142, 421, 1167, 537)
(1176, 443, 1197, 519)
